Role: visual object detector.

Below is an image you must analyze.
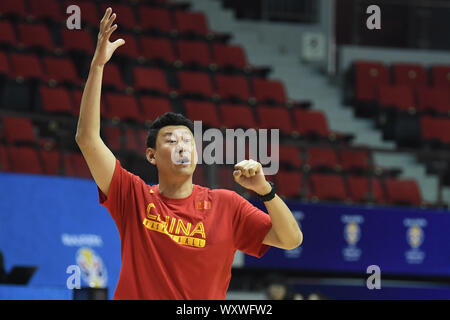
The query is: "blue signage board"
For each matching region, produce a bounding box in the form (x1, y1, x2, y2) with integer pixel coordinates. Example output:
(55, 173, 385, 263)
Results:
(246, 200, 450, 277)
(0, 173, 121, 299)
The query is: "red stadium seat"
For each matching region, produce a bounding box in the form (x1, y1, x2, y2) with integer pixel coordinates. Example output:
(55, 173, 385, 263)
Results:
(100, 3, 138, 30)
(0, 52, 9, 76)
(339, 149, 370, 172)
(274, 170, 302, 198)
(309, 173, 348, 201)
(43, 56, 82, 85)
(177, 71, 214, 98)
(220, 104, 256, 129)
(252, 78, 288, 104)
(377, 84, 416, 112)
(40, 149, 61, 175)
(103, 62, 128, 89)
(140, 37, 176, 64)
(256, 105, 294, 135)
(104, 92, 141, 122)
(61, 28, 95, 53)
(354, 61, 391, 102)
(140, 96, 173, 123)
(0, 0, 27, 18)
(392, 63, 428, 89)
(10, 53, 45, 80)
(278, 145, 302, 169)
(215, 75, 251, 101)
(213, 43, 248, 70)
(71, 89, 107, 117)
(176, 40, 213, 67)
(64, 153, 92, 179)
(420, 116, 450, 144)
(124, 128, 142, 153)
(0, 145, 9, 171)
(417, 86, 450, 114)
(0, 20, 17, 47)
(103, 126, 122, 152)
(384, 178, 422, 206)
(431, 65, 450, 88)
(2, 116, 36, 145)
(28, 0, 65, 22)
(305, 147, 340, 171)
(184, 100, 220, 128)
(138, 7, 173, 33)
(6, 146, 44, 174)
(136, 129, 148, 151)
(40, 86, 74, 114)
(112, 32, 141, 59)
(133, 67, 170, 94)
(19, 23, 58, 51)
(347, 176, 385, 203)
(64, 0, 100, 26)
(294, 109, 331, 139)
(174, 11, 209, 36)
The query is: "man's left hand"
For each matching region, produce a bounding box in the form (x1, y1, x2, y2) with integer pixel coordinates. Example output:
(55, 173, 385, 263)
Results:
(233, 159, 272, 195)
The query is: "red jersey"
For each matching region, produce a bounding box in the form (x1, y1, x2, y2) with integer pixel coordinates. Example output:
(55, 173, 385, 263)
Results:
(98, 159, 272, 300)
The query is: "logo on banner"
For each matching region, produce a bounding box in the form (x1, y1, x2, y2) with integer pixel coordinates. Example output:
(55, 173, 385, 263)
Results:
(285, 211, 304, 259)
(342, 215, 364, 262)
(76, 247, 107, 288)
(404, 218, 426, 264)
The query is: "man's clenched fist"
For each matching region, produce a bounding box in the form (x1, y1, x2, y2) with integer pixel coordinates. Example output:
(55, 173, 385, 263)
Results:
(233, 159, 272, 195)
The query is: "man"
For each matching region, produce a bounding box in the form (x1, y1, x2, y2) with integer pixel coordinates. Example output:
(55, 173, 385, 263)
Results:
(76, 7, 302, 300)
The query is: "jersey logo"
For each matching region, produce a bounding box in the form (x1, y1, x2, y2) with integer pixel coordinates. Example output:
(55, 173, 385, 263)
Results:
(143, 202, 206, 248)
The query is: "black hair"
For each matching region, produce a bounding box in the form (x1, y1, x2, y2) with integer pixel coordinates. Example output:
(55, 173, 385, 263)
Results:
(146, 112, 194, 149)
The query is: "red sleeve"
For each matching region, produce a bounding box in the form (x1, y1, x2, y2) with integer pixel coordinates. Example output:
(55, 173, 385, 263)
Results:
(97, 159, 140, 228)
(232, 192, 272, 258)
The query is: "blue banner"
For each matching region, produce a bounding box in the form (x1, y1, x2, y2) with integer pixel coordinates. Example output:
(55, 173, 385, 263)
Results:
(246, 200, 450, 277)
(0, 173, 121, 300)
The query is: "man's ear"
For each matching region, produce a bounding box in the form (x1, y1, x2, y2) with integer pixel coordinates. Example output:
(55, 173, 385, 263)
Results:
(146, 148, 156, 165)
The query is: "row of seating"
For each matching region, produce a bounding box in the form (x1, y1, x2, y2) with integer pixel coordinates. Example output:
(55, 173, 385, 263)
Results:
(0, 0, 220, 40)
(0, 84, 349, 144)
(0, 143, 421, 207)
(188, 164, 422, 206)
(0, 51, 291, 106)
(347, 61, 450, 116)
(0, 114, 401, 179)
(0, 20, 247, 71)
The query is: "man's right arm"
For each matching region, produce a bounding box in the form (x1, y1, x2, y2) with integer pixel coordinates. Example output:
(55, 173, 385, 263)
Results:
(75, 7, 125, 196)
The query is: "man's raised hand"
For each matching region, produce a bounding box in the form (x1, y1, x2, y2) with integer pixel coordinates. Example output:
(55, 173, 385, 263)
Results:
(91, 7, 125, 67)
(233, 159, 272, 196)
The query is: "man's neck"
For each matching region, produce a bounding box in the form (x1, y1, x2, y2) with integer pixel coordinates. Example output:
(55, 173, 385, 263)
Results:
(158, 176, 194, 199)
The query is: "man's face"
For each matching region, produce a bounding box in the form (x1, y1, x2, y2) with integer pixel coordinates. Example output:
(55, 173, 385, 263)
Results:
(147, 125, 197, 178)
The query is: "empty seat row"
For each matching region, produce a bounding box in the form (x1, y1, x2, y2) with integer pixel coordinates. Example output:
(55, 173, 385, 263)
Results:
(0, 51, 266, 98)
(0, 144, 91, 178)
(0, 84, 345, 143)
(209, 166, 422, 206)
(0, 21, 243, 69)
(349, 60, 450, 116)
(420, 116, 450, 145)
(0, 142, 422, 207)
(0, 0, 217, 39)
(184, 100, 350, 141)
(377, 84, 450, 115)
